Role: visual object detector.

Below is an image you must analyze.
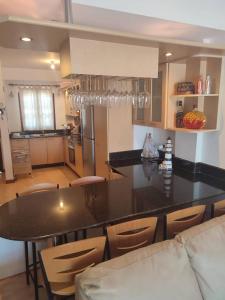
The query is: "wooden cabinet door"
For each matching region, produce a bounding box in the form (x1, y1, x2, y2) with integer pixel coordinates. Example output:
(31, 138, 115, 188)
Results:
(47, 137, 64, 164)
(30, 138, 47, 166)
(75, 144, 83, 177)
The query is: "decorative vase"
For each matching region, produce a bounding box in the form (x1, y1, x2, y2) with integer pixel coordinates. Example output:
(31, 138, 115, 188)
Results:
(183, 110, 206, 129)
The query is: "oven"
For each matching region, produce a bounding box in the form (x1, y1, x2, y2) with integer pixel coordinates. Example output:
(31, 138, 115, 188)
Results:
(68, 144, 75, 165)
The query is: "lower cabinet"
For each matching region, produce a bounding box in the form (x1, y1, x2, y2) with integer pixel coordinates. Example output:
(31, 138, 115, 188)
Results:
(30, 138, 48, 165)
(75, 144, 83, 177)
(30, 137, 64, 166)
(47, 137, 64, 164)
(11, 139, 32, 176)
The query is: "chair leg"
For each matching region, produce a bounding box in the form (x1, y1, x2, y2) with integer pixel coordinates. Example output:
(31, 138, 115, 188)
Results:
(82, 229, 87, 239)
(24, 241, 30, 285)
(74, 232, 78, 241)
(63, 234, 68, 243)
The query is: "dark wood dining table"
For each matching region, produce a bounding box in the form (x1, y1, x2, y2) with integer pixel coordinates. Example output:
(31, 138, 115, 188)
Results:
(1, 164, 225, 299)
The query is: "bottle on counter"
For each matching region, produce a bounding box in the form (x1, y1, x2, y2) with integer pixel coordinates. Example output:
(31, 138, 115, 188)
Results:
(197, 76, 204, 94)
(175, 100, 184, 128)
(205, 75, 212, 95)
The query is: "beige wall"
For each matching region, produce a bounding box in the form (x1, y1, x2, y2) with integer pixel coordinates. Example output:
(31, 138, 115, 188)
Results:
(0, 62, 14, 181)
(2, 67, 66, 132)
(61, 37, 159, 78)
(107, 104, 133, 154)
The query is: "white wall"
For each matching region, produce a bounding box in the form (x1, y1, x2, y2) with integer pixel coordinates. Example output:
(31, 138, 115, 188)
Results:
(0, 239, 25, 279)
(2, 67, 66, 132)
(0, 62, 14, 181)
(133, 125, 175, 151)
(72, 0, 225, 31)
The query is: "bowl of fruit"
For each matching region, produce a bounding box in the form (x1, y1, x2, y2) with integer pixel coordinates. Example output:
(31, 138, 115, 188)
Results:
(183, 110, 206, 129)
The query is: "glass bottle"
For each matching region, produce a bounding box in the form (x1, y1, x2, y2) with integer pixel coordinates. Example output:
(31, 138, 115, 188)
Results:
(175, 100, 184, 128)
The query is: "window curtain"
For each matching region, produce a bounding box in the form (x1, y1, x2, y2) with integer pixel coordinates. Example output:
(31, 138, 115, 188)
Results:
(20, 88, 54, 130)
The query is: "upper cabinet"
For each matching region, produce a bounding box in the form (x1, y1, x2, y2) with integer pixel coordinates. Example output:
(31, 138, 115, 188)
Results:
(166, 55, 224, 132)
(60, 37, 159, 78)
(133, 64, 168, 128)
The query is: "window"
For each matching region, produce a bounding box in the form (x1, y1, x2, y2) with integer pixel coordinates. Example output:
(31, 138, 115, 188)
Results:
(19, 88, 55, 131)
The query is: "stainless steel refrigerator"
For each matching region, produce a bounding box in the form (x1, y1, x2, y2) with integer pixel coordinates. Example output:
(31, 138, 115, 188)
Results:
(81, 106, 96, 176)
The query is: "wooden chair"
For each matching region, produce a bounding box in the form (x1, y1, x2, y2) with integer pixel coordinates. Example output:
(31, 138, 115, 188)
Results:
(213, 199, 225, 217)
(16, 183, 59, 286)
(39, 236, 106, 299)
(69, 176, 105, 187)
(165, 205, 206, 239)
(106, 217, 158, 259)
(16, 183, 59, 197)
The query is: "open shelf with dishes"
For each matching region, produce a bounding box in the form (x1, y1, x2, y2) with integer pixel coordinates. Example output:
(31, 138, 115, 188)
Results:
(166, 55, 224, 132)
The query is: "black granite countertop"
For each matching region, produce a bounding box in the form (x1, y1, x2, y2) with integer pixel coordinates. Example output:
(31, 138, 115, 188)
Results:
(1, 160, 225, 241)
(10, 130, 68, 139)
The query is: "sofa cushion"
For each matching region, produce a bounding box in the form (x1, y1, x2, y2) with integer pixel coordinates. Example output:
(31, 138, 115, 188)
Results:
(76, 239, 203, 300)
(176, 215, 225, 300)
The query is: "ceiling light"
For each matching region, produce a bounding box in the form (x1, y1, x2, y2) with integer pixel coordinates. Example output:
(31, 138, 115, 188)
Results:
(20, 36, 32, 42)
(165, 52, 173, 57)
(50, 61, 55, 70)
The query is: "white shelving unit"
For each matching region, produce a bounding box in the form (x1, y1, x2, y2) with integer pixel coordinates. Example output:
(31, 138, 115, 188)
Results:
(166, 55, 224, 132)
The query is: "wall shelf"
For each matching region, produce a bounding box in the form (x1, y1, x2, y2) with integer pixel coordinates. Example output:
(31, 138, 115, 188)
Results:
(171, 94, 219, 98)
(167, 127, 218, 133)
(167, 56, 223, 132)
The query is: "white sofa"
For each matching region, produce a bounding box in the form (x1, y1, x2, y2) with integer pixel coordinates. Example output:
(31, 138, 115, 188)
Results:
(76, 215, 225, 300)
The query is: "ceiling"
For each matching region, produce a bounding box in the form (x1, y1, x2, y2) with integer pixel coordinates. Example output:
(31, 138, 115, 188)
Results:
(0, 0, 65, 22)
(0, 2, 225, 69)
(71, 3, 225, 46)
(0, 47, 60, 70)
(1, 1, 225, 46)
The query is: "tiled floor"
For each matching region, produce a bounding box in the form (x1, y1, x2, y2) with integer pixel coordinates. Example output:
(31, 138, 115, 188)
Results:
(0, 165, 78, 205)
(0, 166, 78, 299)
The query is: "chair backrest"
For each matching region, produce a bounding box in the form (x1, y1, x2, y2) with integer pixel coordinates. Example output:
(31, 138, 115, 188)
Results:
(39, 236, 106, 287)
(69, 176, 105, 187)
(107, 217, 158, 258)
(166, 205, 206, 239)
(16, 183, 59, 197)
(213, 199, 225, 217)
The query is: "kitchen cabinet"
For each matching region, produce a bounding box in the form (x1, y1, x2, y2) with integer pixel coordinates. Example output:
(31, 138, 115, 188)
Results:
(132, 64, 167, 128)
(11, 139, 32, 176)
(30, 138, 47, 166)
(47, 137, 64, 164)
(30, 137, 64, 166)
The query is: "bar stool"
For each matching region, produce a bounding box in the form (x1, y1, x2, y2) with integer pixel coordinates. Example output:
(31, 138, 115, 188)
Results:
(16, 183, 59, 286)
(69, 176, 106, 240)
(106, 217, 158, 259)
(39, 236, 106, 299)
(69, 176, 105, 187)
(165, 205, 206, 239)
(213, 199, 225, 217)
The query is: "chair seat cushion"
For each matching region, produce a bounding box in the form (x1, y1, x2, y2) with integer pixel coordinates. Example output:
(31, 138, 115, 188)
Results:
(176, 215, 225, 300)
(76, 240, 203, 300)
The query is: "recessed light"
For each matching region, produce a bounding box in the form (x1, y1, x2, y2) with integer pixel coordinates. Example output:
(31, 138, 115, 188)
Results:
(165, 52, 173, 57)
(50, 61, 56, 70)
(20, 36, 32, 42)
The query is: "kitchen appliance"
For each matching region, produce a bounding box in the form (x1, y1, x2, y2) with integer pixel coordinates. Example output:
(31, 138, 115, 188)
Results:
(68, 143, 75, 165)
(81, 105, 96, 176)
(0, 136, 3, 174)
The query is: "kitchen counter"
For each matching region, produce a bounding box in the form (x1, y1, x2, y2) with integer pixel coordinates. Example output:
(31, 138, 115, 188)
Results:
(1, 160, 225, 242)
(10, 132, 67, 139)
(108, 160, 225, 217)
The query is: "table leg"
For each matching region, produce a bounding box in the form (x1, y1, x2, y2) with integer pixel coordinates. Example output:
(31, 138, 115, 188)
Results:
(24, 241, 30, 285)
(32, 242, 39, 300)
